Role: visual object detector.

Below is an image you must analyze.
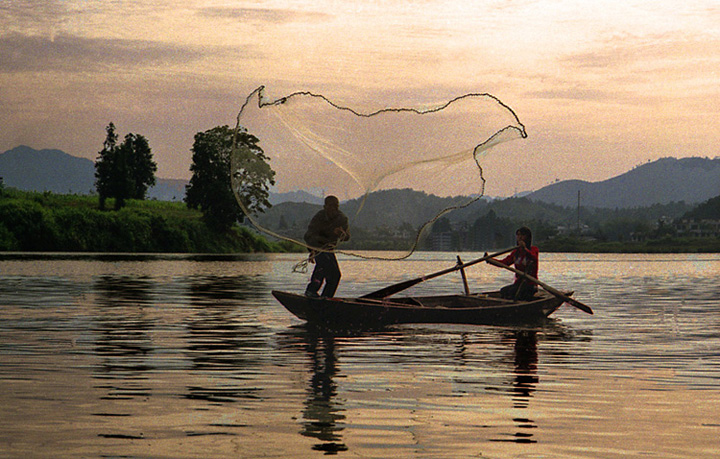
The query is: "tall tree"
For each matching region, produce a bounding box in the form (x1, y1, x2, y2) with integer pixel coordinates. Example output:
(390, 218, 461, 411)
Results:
(185, 125, 275, 232)
(95, 123, 157, 210)
(95, 123, 120, 210)
(122, 133, 157, 200)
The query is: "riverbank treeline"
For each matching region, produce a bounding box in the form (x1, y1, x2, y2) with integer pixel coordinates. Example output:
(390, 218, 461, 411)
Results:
(0, 188, 289, 253)
(541, 235, 720, 253)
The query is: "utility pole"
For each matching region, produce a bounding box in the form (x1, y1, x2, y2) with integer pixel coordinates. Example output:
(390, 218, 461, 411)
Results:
(577, 190, 581, 233)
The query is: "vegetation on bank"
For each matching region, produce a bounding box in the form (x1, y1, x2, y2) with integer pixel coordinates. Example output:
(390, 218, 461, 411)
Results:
(2, 187, 718, 254)
(0, 122, 284, 254)
(541, 235, 720, 253)
(0, 188, 293, 253)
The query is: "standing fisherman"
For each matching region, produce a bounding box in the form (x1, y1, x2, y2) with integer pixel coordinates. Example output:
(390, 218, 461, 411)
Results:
(303, 195, 350, 298)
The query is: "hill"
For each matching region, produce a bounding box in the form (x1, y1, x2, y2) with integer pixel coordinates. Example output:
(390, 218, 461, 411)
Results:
(682, 194, 720, 220)
(268, 190, 323, 205)
(0, 145, 324, 203)
(0, 145, 185, 201)
(0, 145, 96, 194)
(4, 146, 718, 209)
(526, 157, 720, 208)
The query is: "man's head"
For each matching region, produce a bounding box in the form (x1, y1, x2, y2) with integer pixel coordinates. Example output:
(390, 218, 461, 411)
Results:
(324, 195, 340, 218)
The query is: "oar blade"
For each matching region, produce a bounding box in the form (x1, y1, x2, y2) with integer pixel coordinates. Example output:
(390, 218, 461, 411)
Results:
(360, 278, 421, 299)
(566, 297, 593, 314)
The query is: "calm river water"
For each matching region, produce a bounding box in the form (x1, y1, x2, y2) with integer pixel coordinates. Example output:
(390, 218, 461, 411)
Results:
(0, 252, 719, 458)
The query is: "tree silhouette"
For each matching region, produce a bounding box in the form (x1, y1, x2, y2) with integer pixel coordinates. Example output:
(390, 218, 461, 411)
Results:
(95, 123, 157, 210)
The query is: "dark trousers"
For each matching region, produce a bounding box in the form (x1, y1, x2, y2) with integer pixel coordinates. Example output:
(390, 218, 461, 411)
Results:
(500, 281, 537, 301)
(306, 252, 341, 298)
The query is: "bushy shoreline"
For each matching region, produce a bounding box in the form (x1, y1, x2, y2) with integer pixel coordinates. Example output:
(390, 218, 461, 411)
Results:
(541, 235, 720, 253)
(1, 188, 717, 254)
(0, 188, 292, 253)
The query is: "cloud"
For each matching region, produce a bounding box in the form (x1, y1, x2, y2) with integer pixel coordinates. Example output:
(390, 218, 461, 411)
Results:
(0, 32, 215, 73)
(527, 86, 619, 103)
(562, 33, 720, 71)
(197, 6, 331, 24)
(0, 32, 203, 72)
(0, 0, 68, 28)
(521, 31, 720, 105)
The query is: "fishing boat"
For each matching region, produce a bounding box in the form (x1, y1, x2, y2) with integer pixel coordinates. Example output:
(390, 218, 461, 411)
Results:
(272, 289, 571, 327)
(273, 248, 592, 327)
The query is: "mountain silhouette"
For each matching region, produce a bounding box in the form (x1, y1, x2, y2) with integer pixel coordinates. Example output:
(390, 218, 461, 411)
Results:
(0, 145, 184, 200)
(0, 145, 96, 194)
(526, 157, 720, 208)
(2, 146, 718, 208)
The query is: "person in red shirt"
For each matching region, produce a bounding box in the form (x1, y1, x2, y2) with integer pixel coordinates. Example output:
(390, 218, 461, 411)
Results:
(498, 226, 539, 301)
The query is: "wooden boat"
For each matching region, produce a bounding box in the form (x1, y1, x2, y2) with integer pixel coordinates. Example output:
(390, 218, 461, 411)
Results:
(272, 289, 572, 327)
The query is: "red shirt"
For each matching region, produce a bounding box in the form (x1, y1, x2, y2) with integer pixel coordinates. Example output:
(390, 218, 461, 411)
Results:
(499, 246, 539, 284)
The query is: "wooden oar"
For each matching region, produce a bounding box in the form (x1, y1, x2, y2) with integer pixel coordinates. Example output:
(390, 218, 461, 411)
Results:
(361, 246, 518, 299)
(485, 257, 594, 315)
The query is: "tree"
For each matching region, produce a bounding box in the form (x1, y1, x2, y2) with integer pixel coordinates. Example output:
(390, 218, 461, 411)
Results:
(122, 133, 157, 200)
(95, 123, 157, 210)
(95, 123, 122, 210)
(185, 125, 275, 232)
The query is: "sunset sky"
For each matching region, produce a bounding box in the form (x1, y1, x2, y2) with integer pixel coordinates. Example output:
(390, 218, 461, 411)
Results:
(1, 0, 719, 198)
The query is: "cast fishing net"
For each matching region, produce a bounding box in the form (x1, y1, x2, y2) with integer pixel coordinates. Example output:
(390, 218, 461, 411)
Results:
(231, 86, 526, 264)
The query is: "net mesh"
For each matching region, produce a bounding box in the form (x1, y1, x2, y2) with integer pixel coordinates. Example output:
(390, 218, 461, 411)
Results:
(231, 86, 526, 263)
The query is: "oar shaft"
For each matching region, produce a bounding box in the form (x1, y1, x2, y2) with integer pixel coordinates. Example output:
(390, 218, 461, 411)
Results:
(486, 257, 593, 315)
(362, 246, 518, 299)
(425, 246, 519, 281)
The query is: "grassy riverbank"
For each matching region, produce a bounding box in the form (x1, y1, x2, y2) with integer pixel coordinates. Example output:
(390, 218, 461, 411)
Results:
(0, 188, 293, 253)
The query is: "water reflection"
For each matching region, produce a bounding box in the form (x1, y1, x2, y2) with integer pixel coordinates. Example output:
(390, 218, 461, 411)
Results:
(3, 253, 718, 458)
(183, 275, 268, 404)
(92, 275, 156, 400)
(511, 330, 538, 407)
(301, 329, 348, 454)
(491, 330, 539, 443)
(277, 324, 555, 454)
(280, 326, 349, 454)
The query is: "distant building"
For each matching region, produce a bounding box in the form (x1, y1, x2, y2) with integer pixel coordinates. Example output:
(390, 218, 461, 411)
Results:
(674, 219, 720, 238)
(429, 232, 453, 251)
(555, 224, 591, 235)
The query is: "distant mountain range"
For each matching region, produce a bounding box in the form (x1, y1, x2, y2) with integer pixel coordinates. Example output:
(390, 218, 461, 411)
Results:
(1, 145, 718, 208)
(0, 145, 187, 201)
(525, 157, 720, 208)
(0, 145, 327, 203)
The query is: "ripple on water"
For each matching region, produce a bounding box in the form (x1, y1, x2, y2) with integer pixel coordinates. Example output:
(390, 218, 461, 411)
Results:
(1, 253, 719, 458)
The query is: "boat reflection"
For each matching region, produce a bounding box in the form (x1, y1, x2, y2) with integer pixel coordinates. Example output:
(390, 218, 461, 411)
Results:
(278, 323, 565, 454)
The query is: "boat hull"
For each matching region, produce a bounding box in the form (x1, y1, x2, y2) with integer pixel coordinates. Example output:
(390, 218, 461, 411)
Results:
(272, 290, 569, 327)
